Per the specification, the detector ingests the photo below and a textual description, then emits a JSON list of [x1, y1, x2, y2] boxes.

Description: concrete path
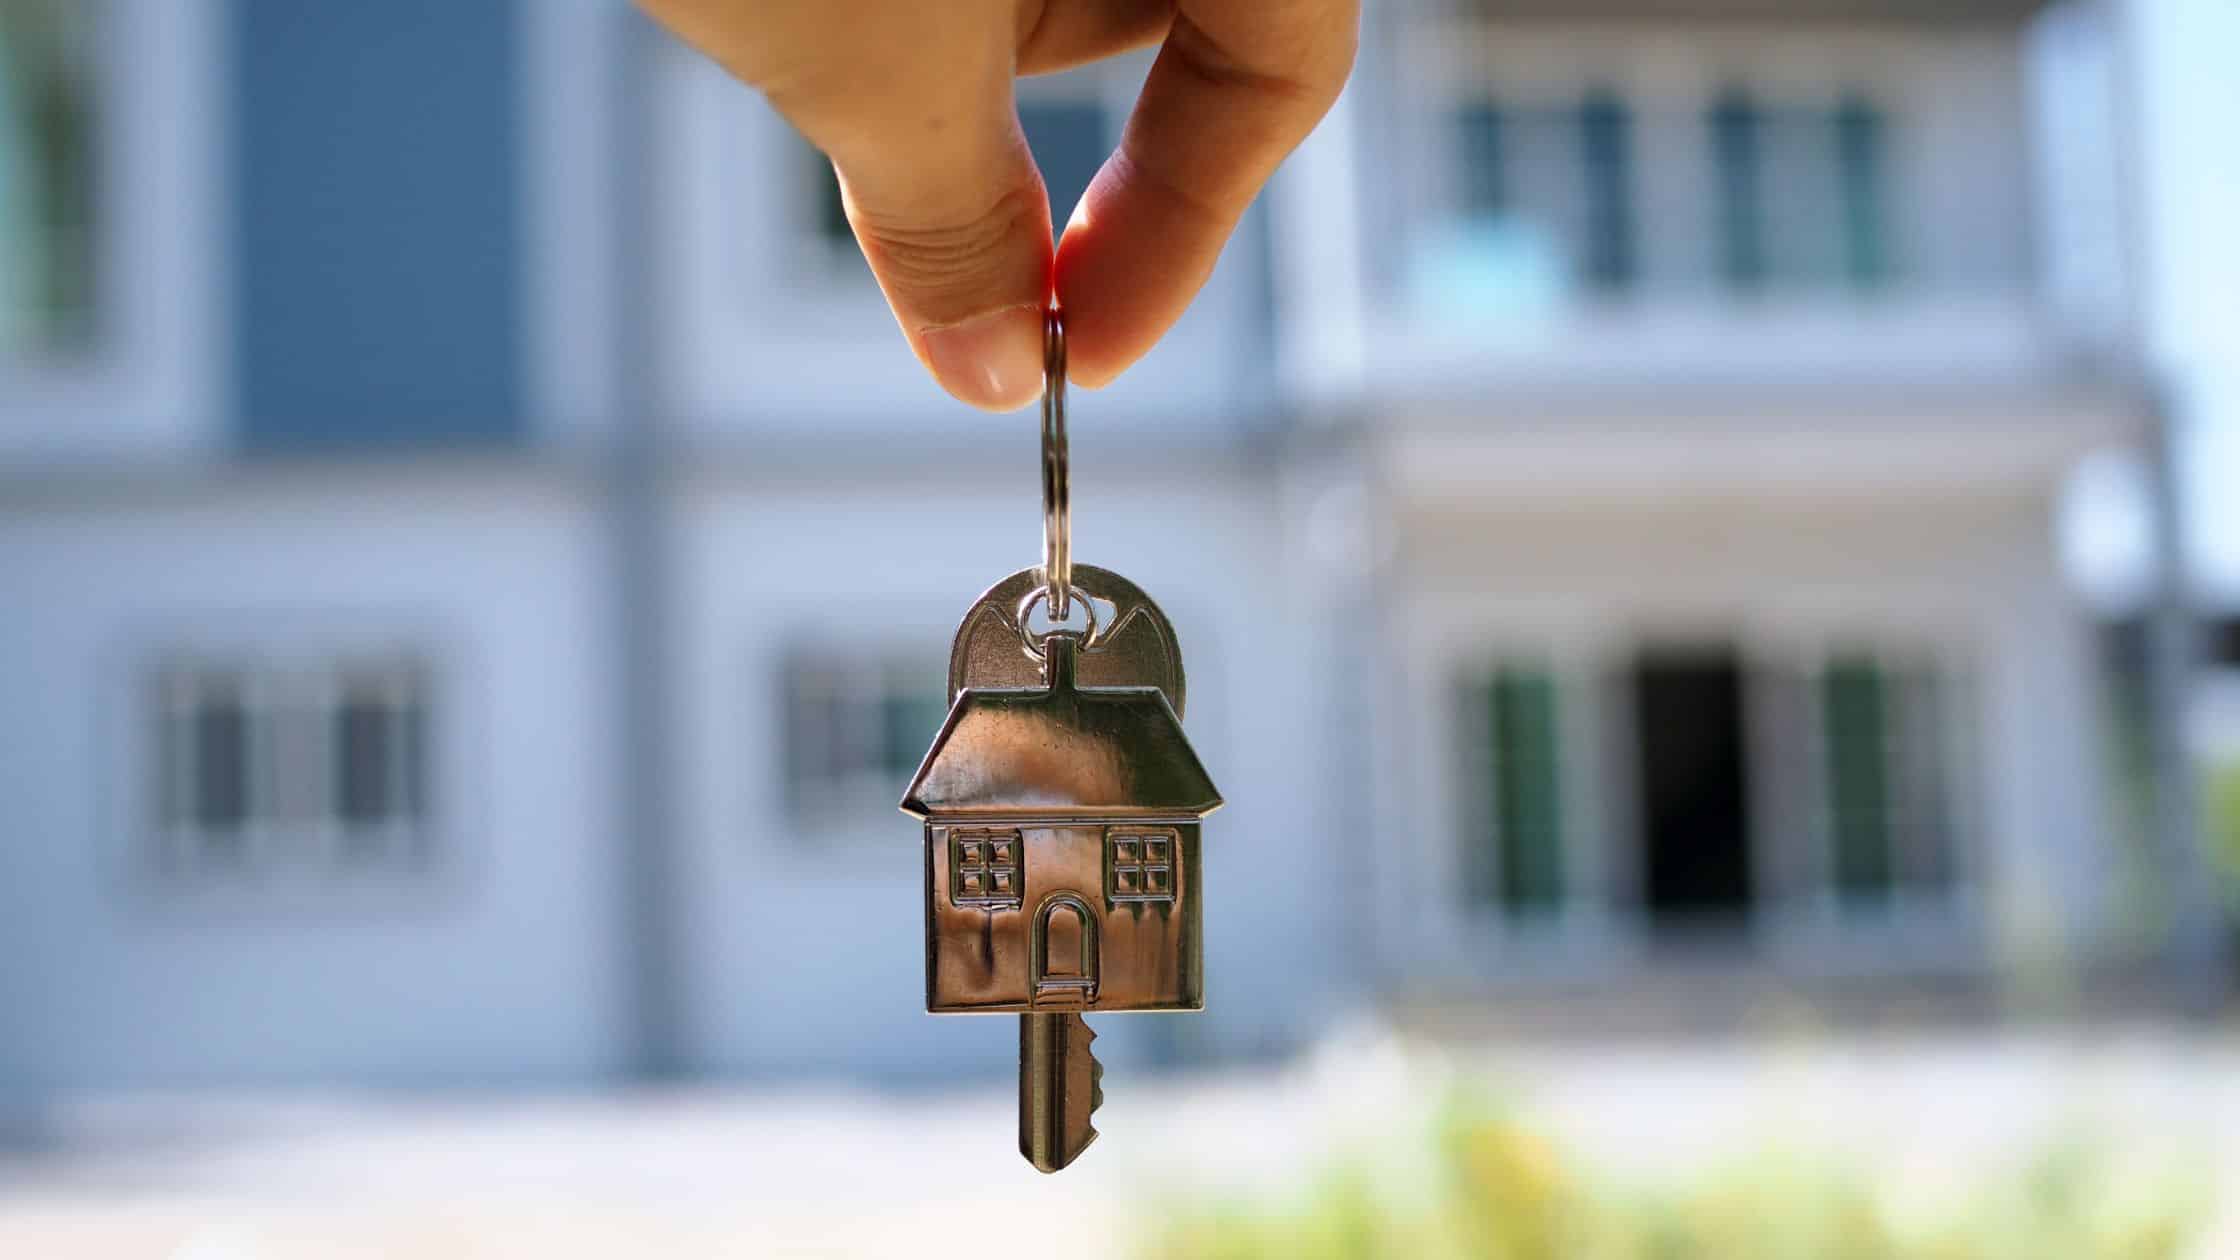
[[1, 1022, 2234, 1258]]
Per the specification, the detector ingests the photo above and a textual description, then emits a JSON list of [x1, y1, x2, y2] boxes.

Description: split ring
[[1040, 310, 1071, 622]]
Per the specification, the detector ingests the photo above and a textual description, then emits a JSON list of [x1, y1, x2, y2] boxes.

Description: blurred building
[[0, 0, 2193, 1096]]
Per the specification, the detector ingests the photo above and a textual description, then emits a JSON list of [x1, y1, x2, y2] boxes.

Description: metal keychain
[[902, 311, 1222, 1174]]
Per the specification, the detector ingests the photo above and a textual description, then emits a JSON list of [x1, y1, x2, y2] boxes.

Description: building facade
[[1293, 0, 2144, 997], [0, 0, 2168, 1094]]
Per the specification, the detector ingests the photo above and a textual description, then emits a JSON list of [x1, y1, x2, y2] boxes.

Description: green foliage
[[1141, 1093, 2204, 1260], [2207, 761, 2240, 900]]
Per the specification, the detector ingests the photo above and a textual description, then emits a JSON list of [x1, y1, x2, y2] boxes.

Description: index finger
[[1054, 0, 1358, 388]]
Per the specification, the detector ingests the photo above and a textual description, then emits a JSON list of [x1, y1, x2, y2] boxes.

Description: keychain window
[[949, 829, 1022, 910], [1105, 829, 1177, 905]]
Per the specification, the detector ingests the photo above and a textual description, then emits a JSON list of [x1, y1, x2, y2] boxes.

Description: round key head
[[947, 564, 1187, 718]]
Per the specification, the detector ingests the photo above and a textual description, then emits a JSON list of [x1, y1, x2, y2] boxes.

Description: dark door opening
[[1634, 650, 1753, 930]]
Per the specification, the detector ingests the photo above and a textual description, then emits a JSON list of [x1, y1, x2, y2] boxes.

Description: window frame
[[1396, 606, 1622, 974], [949, 828, 1023, 910], [0, 0, 100, 354], [1456, 660, 1569, 918], [0, 0, 223, 459], [1576, 89, 1636, 294], [1745, 629, 1984, 953], [1811, 648, 1961, 910], [1710, 85, 1895, 296], [1105, 827, 1178, 906], [776, 643, 948, 832], [1386, 19, 1925, 320], [142, 646, 438, 885]]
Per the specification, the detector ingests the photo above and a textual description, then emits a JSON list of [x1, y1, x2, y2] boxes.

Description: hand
[[637, 0, 1358, 411]]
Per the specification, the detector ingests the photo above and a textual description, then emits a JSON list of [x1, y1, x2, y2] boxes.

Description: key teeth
[[1078, 1021, 1103, 1164], [1021, 1013, 1103, 1174], [1084, 1022, 1102, 1107]]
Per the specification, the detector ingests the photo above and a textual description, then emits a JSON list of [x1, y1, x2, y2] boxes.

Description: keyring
[[1040, 309, 1071, 621], [1014, 582, 1101, 659]]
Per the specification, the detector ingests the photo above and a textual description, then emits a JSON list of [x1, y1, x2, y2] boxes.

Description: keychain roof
[[901, 635, 1222, 819]]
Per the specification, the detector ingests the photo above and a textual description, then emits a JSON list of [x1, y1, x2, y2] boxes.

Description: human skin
[[636, 0, 1358, 411]]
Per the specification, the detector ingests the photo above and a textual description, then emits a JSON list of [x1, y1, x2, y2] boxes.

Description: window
[[782, 651, 947, 821], [1711, 91, 1766, 291], [1434, 90, 1635, 305], [803, 140, 855, 260], [1834, 96, 1887, 289], [950, 829, 1021, 909], [1820, 656, 1952, 904], [1459, 665, 1564, 915], [152, 655, 432, 875], [1454, 102, 1505, 217], [1577, 92, 1634, 293], [1711, 88, 1891, 294], [1019, 99, 1105, 232], [1106, 828, 1176, 905], [0, 0, 97, 354]]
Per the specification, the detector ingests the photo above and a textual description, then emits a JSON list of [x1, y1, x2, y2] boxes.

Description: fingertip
[[1052, 179, 1215, 390], [921, 304, 1048, 412]]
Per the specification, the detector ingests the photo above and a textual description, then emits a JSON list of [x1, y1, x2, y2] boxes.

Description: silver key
[[903, 566, 1218, 1173]]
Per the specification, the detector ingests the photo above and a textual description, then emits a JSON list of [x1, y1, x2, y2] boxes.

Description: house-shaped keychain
[[902, 631, 1222, 1015]]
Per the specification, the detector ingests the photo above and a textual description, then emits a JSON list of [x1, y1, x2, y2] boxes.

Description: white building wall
[[1977, 491, 2121, 979], [0, 473, 624, 1088]]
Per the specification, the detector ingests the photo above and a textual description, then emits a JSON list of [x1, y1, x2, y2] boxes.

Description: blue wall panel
[[233, 0, 522, 449]]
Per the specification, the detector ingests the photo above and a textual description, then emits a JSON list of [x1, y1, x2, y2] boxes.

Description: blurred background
[[3, 0, 2239, 1255]]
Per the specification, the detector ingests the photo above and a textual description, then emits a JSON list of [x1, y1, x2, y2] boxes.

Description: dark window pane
[[336, 698, 391, 824], [1712, 91, 1765, 291], [1578, 93, 1634, 293], [1835, 97, 1887, 289], [1453, 102, 1506, 216], [806, 140, 855, 252], [1462, 668, 1564, 914], [194, 692, 250, 831], [1494, 669, 1564, 912], [879, 687, 947, 779], [1019, 101, 1105, 232], [1824, 658, 1892, 900], [0, 0, 98, 350]]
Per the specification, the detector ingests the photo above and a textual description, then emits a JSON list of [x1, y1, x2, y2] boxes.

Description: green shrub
[[1142, 1093, 2204, 1260], [2208, 760, 2240, 899]]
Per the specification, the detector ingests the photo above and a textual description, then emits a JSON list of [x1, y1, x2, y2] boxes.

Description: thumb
[[826, 89, 1053, 413]]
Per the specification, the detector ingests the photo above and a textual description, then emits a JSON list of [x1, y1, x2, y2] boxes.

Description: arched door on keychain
[[1031, 891, 1100, 1003]]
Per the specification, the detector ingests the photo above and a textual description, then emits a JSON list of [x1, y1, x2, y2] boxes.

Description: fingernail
[[923, 306, 1045, 412]]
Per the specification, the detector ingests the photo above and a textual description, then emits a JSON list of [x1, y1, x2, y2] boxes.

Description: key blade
[[1019, 1013, 1102, 1174]]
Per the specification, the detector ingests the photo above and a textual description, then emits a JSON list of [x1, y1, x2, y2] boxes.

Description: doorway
[[1031, 893, 1099, 1003], [1634, 649, 1753, 931]]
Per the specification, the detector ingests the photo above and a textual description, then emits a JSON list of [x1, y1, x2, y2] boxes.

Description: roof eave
[[898, 798, 1226, 824]]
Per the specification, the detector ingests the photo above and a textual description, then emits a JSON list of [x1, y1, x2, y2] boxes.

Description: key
[[1020, 1012, 1102, 1173], [903, 566, 1219, 1174]]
